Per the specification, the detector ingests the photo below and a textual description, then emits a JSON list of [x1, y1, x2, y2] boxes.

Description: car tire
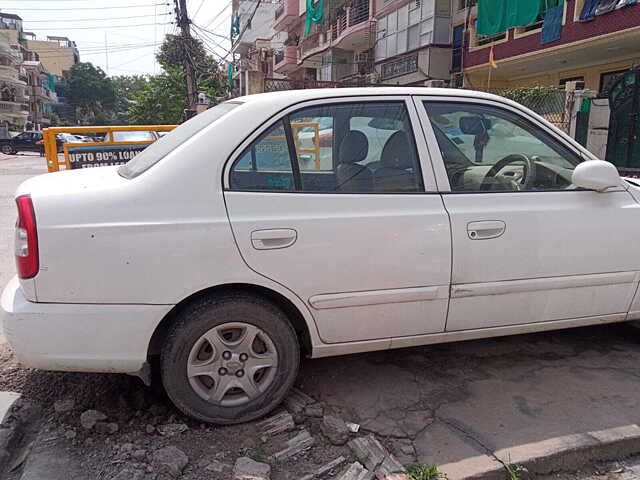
[[160, 293, 300, 424], [1, 145, 13, 155]]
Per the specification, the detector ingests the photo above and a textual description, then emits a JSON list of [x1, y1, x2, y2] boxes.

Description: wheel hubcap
[[187, 322, 278, 406]]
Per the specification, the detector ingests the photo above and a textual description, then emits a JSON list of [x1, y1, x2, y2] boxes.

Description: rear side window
[[230, 121, 295, 191], [229, 101, 423, 193]]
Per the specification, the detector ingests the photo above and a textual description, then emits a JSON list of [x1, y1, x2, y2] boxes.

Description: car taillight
[[15, 195, 39, 279]]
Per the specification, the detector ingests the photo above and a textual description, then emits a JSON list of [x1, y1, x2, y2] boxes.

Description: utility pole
[[174, 0, 197, 120]]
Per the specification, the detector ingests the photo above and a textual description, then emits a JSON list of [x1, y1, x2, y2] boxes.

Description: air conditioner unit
[[426, 79, 446, 88]]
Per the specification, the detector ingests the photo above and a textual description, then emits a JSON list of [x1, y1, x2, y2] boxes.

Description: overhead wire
[[23, 13, 170, 23], [202, 2, 231, 28], [27, 22, 173, 31], [6, 4, 168, 10]]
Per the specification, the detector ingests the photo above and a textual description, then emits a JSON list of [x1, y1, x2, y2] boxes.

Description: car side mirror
[[459, 116, 491, 135], [571, 160, 622, 192]]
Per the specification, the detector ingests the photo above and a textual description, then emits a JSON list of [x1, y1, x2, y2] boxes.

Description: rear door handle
[[251, 229, 297, 250], [467, 220, 506, 240]]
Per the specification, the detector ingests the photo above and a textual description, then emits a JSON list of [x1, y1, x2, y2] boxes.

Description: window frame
[[223, 95, 438, 194], [412, 95, 589, 193]]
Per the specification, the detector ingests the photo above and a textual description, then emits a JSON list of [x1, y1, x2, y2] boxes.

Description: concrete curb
[[439, 425, 640, 480], [0, 392, 41, 476]]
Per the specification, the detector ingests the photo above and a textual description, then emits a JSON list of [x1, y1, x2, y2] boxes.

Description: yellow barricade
[[43, 125, 176, 172]]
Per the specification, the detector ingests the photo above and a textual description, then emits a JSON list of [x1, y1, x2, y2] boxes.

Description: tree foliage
[[156, 34, 213, 71], [127, 34, 225, 123], [59, 63, 116, 123], [58, 34, 225, 127], [127, 67, 187, 125], [111, 75, 148, 124]]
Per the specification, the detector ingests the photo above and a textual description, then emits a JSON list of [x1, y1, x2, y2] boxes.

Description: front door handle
[[251, 229, 297, 250], [467, 220, 506, 240]]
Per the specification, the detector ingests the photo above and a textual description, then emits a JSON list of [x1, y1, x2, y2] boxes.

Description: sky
[[0, 0, 233, 77]]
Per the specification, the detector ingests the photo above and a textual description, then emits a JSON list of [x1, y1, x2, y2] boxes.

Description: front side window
[[424, 101, 582, 192]]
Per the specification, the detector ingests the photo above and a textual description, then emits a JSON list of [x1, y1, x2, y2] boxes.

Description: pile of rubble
[[232, 388, 410, 480], [16, 386, 413, 480]]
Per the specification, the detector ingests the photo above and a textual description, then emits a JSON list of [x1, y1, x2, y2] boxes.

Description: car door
[[12, 132, 31, 152], [223, 97, 451, 345], [415, 96, 640, 332], [30, 132, 43, 152]]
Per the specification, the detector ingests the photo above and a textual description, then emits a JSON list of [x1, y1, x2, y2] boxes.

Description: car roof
[[234, 87, 509, 106]]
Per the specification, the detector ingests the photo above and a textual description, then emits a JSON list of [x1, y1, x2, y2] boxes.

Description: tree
[[58, 62, 116, 124], [126, 35, 225, 124], [127, 67, 187, 125], [111, 75, 148, 124], [156, 34, 213, 71]]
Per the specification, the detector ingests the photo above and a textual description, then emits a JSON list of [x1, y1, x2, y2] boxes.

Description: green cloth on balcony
[[230, 13, 240, 40], [476, 0, 545, 35], [47, 73, 56, 92], [304, 0, 325, 37]]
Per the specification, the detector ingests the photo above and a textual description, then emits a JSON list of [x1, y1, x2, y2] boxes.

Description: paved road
[[0, 154, 47, 345]]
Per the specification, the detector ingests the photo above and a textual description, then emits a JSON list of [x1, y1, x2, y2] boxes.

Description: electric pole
[[174, 0, 197, 120]]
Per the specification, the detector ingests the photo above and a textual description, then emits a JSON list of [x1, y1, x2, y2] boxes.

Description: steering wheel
[[480, 154, 535, 191]]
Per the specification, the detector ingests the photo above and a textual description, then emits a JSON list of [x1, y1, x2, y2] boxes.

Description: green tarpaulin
[[304, 0, 324, 37], [477, 0, 546, 35], [230, 13, 240, 40], [47, 73, 56, 92]]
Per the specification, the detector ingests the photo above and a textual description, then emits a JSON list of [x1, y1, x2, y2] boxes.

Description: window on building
[[559, 76, 585, 88], [375, 0, 450, 62], [458, 0, 477, 9]]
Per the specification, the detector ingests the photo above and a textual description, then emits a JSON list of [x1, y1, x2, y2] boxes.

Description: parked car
[[3, 88, 640, 425], [0, 131, 44, 155]]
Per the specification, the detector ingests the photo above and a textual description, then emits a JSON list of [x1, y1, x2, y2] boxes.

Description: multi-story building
[[0, 27, 29, 129], [0, 12, 77, 130], [230, 0, 285, 96], [22, 33, 80, 77], [271, 0, 453, 88], [457, 0, 640, 95], [23, 60, 57, 129]]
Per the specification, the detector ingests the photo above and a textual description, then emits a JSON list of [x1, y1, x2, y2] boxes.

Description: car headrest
[[380, 131, 414, 170], [339, 130, 369, 164]]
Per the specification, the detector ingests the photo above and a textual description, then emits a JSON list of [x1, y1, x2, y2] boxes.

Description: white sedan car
[[2, 88, 639, 424]]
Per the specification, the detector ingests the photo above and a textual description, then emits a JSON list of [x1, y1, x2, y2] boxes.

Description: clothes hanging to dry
[[541, 3, 563, 44]]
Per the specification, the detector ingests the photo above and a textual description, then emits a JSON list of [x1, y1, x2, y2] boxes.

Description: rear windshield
[[118, 102, 241, 179]]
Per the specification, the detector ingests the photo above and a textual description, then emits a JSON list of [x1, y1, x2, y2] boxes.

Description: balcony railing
[[0, 100, 29, 114], [349, 1, 369, 27]]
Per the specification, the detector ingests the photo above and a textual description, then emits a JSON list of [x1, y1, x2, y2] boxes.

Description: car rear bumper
[[1, 276, 173, 374]]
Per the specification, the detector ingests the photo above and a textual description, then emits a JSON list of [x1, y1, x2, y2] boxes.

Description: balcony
[[0, 64, 18, 82], [33, 85, 57, 101], [273, 45, 298, 73], [298, 1, 372, 66], [274, 0, 299, 32], [0, 100, 29, 115]]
